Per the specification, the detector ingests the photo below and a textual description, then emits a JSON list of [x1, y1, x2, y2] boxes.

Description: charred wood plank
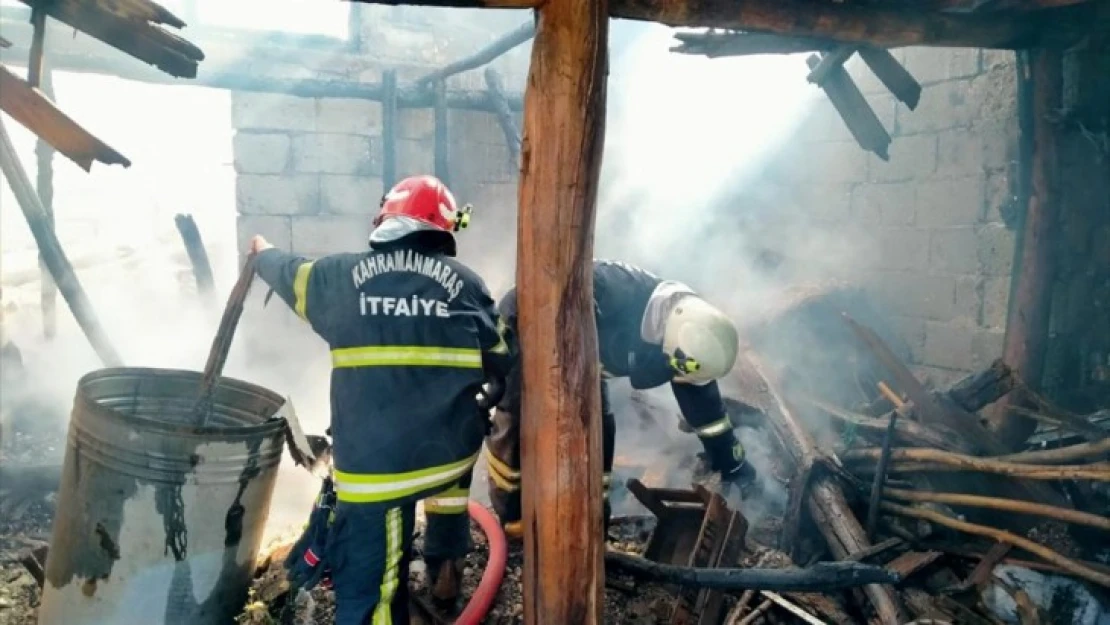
[[416, 20, 535, 86], [484, 67, 521, 166], [857, 47, 922, 110], [0, 116, 123, 367], [867, 402, 902, 541], [516, 0, 609, 621], [433, 80, 450, 186], [884, 550, 943, 580], [173, 214, 216, 301], [806, 45, 857, 85], [670, 31, 837, 57], [605, 550, 900, 592], [805, 53, 891, 160], [26, 7, 45, 87], [382, 69, 398, 189], [192, 257, 256, 426], [946, 359, 1016, 413]]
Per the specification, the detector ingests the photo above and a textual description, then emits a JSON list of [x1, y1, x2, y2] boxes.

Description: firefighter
[[485, 259, 753, 533], [249, 174, 512, 625]]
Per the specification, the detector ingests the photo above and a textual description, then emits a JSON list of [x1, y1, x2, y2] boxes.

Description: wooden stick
[[433, 79, 450, 186], [1000, 438, 1110, 464], [805, 52, 891, 160], [734, 598, 774, 625], [880, 502, 1110, 588], [877, 381, 905, 408], [0, 116, 123, 367], [517, 0, 608, 621], [842, 447, 1110, 481], [671, 32, 836, 58], [192, 257, 257, 426], [605, 550, 900, 591], [26, 7, 46, 88], [883, 487, 1110, 531], [1008, 404, 1105, 441], [935, 544, 1110, 578], [33, 61, 57, 341], [173, 214, 216, 301], [857, 46, 921, 110], [415, 20, 535, 86], [866, 404, 899, 541], [381, 69, 397, 189], [484, 67, 522, 166], [763, 591, 826, 625], [804, 397, 962, 450]]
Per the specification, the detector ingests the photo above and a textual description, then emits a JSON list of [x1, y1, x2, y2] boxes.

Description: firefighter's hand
[[248, 235, 274, 255]]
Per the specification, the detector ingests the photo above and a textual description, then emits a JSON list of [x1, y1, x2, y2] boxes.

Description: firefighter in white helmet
[[485, 259, 754, 534]]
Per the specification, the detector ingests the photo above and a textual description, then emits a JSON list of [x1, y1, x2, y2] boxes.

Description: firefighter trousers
[[329, 474, 473, 625]]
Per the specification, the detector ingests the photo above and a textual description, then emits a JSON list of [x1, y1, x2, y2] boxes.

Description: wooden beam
[[805, 53, 891, 160], [670, 31, 836, 57], [857, 47, 922, 110], [990, 49, 1063, 449], [434, 80, 450, 186], [484, 67, 522, 166], [26, 7, 45, 87], [415, 20, 535, 86], [0, 116, 123, 368], [382, 69, 398, 189], [0, 64, 130, 170], [516, 0, 608, 622], [34, 63, 57, 340]]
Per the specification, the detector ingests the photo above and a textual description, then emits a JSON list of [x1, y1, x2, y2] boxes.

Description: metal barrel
[[39, 367, 288, 625]]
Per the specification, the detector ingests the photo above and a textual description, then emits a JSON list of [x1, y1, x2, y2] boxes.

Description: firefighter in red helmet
[[249, 175, 512, 625]]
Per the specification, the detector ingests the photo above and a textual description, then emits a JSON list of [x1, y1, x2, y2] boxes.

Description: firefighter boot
[[703, 434, 760, 497], [428, 558, 464, 614]]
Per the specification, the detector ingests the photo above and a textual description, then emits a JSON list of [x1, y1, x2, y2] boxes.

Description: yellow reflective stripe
[[486, 451, 520, 480], [293, 261, 314, 320], [425, 496, 469, 514], [334, 452, 478, 503], [488, 466, 519, 492], [373, 507, 403, 625], [332, 345, 482, 369], [695, 415, 732, 438], [488, 317, 510, 355]]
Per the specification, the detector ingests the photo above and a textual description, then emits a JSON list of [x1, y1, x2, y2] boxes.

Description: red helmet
[[373, 175, 471, 232]]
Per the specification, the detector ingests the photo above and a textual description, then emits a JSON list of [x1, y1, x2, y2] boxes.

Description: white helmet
[[662, 296, 739, 384]]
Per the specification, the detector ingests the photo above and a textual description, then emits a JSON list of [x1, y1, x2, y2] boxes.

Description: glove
[[285, 477, 336, 591]]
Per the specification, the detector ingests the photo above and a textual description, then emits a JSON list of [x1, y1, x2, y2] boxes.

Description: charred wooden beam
[[173, 214, 216, 301], [991, 49, 1063, 449], [843, 447, 1110, 481], [670, 31, 837, 57], [517, 0, 608, 621], [605, 550, 901, 591], [193, 257, 257, 426], [433, 80, 450, 186], [416, 20, 535, 86], [26, 7, 45, 87], [882, 486, 1110, 531], [857, 47, 922, 110], [0, 116, 123, 367], [484, 67, 521, 166], [34, 63, 57, 340], [947, 359, 1016, 412], [382, 69, 398, 189], [0, 64, 130, 170], [806, 53, 891, 160], [866, 402, 902, 541], [806, 45, 857, 85]]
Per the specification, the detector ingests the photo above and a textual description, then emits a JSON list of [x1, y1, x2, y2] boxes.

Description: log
[[604, 550, 900, 592], [516, 0, 608, 621], [943, 359, 1015, 413], [882, 487, 1110, 531], [382, 69, 397, 189], [842, 447, 1110, 481], [881, 502, 1110, 588], [173, 214, 216, 301], [33, 61, 57, 340], [745, 356, 907, 625], [0, 116, 123, 367], [484, 67, 521, 166], [415, 20, 535, 86], [990, 48, 1063, 448], [433, 79, 450, 186]]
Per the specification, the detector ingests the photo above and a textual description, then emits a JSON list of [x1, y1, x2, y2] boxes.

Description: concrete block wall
[[754, 47, 1022, 383]]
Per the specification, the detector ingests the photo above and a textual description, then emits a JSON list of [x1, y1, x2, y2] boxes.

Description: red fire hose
[[455, 500, 508, 625]]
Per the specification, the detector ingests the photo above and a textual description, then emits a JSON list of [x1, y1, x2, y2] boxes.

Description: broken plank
[[805, 53, 891, 160], [885, 550, 943, 580], [857, 46, 922, 110]]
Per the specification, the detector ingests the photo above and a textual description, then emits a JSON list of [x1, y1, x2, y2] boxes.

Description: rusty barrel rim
[[75, 366, 286, 437]]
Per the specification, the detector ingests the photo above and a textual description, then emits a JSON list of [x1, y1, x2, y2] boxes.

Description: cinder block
[[929, 227, 979, 274], [901, 47, 982, 85], [236, 215, 292, 254], [320, 175, 385, 215], [804, 141, 870, 183], [869, 134, 937, 183], [447, 109, 503, 147], [937, 129, 985, 178], [915, 176, 984, 227], [982, 276, 1011, 330], [977, 223, 1016, 277], [852, 181, 916, 226], [896, 79, 979, 136], [971, 328, 1006, 368], [233, 132, 291, 175], [879, 228, 931, 270], [315, 98, 382, 136], [911, 364, 967, 388], [867, 271, 956, 321], [450, 140, 517, 185], [237, 174, 320, 216], [396, 138, 436, 179], [922, 320, 977, 371], [232, 92, 315, 132], [887, 315, 927, 364], [969, 63, 1019, 123], [291, 216, 373, 255], [953, 275, 983, 324], [398, 109, 436, 140], [292, 134, 380, 175]]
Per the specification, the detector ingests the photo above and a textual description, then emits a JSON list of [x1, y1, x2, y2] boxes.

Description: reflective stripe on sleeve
[[425, 484, 469, 515], [488, 317, 510, 355], [694, 415, 733, 438], [486, 452, 521, 493], [293, 261, 314, 320], [334, 452, 479, 504], [332, 345, 482, 369]]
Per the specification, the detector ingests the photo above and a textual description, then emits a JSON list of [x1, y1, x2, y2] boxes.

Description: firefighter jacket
[[485, 259, 738, 524], [255, 233, 512, 507]]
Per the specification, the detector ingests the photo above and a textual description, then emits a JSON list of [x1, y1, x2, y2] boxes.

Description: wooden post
[[382, 69, 398, 188], [27, 7, 58, 340], [433, 80, 450, 186], [516, 0, 608, 622], [991, 48, 1063, 449]]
